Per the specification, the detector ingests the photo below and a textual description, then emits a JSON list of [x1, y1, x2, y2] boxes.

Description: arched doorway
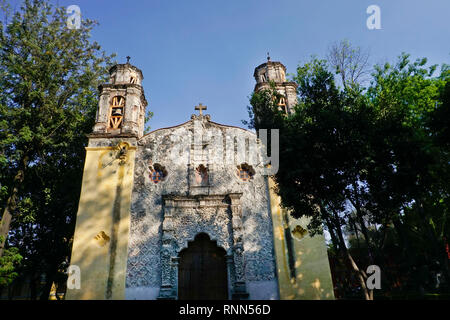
[[178, 233, 228, 300]]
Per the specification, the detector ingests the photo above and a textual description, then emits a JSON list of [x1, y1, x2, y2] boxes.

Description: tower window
[[261, 73, 267, 82], [109, 96, 125, 129], [277, 96, 287, 113], [129, 71, 138, 84]]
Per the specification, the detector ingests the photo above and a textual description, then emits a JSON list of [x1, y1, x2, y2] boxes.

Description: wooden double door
[[178, 233, 228, 300]]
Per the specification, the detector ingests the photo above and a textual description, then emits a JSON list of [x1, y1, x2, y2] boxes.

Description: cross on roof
[[195, 103, 207, 116]]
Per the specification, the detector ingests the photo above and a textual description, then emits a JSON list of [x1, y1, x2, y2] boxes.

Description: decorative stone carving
[[126, 115, 278, 299], [228, 193, 249, 299], [156, 193, 249, 299]]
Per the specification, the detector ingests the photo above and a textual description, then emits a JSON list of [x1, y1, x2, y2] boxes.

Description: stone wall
[[125, 116, 279, 300]]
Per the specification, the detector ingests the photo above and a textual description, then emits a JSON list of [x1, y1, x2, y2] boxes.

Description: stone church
[[65, 58, 335, 300]]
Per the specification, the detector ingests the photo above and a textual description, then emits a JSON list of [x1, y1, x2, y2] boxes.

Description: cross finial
[[126, 56, 131, 64], [195, 103, 207, 116]]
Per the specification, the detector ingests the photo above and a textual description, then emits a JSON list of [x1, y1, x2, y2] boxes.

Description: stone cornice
[[98, 83, 148, 107], [254, 81, 298, 92], [163, 193, 242, 208], [87, 132, 139, 139]]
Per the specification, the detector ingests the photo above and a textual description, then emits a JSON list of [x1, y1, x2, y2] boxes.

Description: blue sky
[[10, 0, 450, 130]]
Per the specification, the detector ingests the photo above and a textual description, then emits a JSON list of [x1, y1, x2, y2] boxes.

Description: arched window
[[261, 72, 267, 82], [149, 163, 167, 184], [236, 163, 255, 181], [109, 96, 125, 129], [277, 96, 287, 113], [129, 72, 137, 84]]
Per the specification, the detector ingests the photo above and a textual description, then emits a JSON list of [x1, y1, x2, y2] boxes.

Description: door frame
[[157, 193, 249, 300]]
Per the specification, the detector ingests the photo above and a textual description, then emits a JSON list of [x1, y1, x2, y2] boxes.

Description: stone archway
[[178, 233, 228, 300], [157, 193, 248, 300]]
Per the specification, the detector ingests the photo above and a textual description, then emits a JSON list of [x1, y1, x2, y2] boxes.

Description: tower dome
[[253, 57, 297, 114]]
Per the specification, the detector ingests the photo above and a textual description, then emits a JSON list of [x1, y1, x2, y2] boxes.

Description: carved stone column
[[171, 257, 180, 298], [229, 193, 249, 299], [157, 205, 177, 300], [226, 254, 235, 299]]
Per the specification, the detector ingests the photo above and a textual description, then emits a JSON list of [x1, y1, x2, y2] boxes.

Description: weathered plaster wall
[[125, 117, 279, 300]]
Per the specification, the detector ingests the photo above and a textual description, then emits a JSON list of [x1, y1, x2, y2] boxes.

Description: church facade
[[65, 59, 335, 300]]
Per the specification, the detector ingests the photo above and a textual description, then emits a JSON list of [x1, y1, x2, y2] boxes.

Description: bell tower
[[92, 60, 147, 138], [253, 54, 297, 114], [66, 59, 147, 300]]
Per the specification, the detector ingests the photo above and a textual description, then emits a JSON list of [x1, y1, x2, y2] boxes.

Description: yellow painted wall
[[269, 177, 335, 300], [65, 143, 136, 300]]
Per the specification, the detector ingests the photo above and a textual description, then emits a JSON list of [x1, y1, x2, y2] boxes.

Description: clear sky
[[9, 0, 450, 130]]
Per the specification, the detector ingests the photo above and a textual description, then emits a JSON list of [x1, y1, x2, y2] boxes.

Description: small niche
[[195, 164, 209, 186]]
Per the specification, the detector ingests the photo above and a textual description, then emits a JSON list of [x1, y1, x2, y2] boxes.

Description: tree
[[246, 51, 450, 299], [327, 39, 371, 89], [249, 57, 377, 299], [0, 0, 115, 298], [366, 55, 450, 293]]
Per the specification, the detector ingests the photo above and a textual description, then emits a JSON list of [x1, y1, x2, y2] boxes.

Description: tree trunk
[[349, 191, 375, 265], [325, 216, 341, 252], [0, 156, 28, 257], [329, 209, 373, 300]]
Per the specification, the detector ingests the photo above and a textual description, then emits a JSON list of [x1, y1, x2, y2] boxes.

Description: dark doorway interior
[[178, 233, 228, 300]]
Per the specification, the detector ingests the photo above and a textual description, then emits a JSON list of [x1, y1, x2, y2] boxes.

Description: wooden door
[[178, 233, 228, 300]]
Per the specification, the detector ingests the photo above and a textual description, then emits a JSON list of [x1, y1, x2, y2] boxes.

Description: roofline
[[253, 61, 287, 77], [139, 119, 192, 140], [208, 120, 256, 135], [139, 118, 256, 141]]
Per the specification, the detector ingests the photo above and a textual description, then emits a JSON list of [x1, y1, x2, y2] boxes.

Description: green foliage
[[144, 110, 155, 134], [246, 48, 450, 298], [0, 247, 22, 287], [0, 0, 115, 299], [367, 54, 445, 126]]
